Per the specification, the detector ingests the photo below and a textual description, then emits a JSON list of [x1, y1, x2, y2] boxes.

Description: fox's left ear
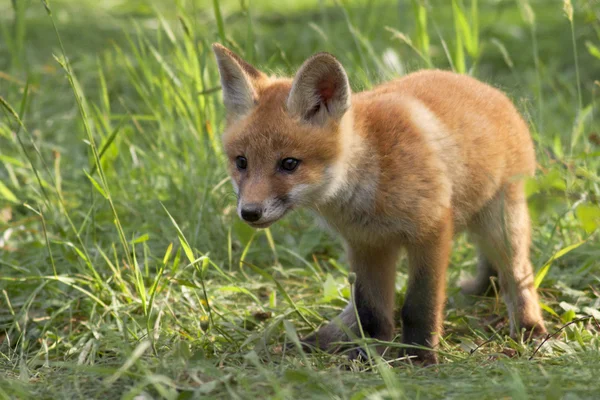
[[212, 43, 266, 120], [287, 53, 351, 125]]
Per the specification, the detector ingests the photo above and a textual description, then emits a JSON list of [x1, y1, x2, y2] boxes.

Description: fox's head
[[213, 44, 355, 228]]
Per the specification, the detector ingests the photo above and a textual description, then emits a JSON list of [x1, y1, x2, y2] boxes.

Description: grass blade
[[534, 239, 587, 288]]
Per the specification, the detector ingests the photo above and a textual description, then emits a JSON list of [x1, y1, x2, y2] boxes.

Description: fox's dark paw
[[400, 348, 438, 366], [284, 331, 339, 354], [514, 322, 547, 341], [284, 336, 316, 353], [298, 332, 326, 351], [345, 346, 369, 362]]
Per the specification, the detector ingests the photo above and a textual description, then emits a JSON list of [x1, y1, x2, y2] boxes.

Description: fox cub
[[213, 43, 546, 364]]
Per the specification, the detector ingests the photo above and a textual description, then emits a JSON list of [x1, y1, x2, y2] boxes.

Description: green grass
[[1, 0, 600, 398]]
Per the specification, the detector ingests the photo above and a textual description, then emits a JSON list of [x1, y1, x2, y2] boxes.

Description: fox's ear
[[287, 53, 351, 125], [212, 43, 265, 119]]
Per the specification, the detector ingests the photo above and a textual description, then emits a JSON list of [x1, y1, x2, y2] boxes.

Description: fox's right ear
[[212, 43, 265, 119], [287, 53, 351, 126]]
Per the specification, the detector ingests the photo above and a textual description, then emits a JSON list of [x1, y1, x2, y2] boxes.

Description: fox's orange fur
[[213, 43, 546, 364]]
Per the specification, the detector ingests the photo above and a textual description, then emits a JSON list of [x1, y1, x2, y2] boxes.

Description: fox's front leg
[[402, 215, 453, 364], [301, 243, 400, 355]]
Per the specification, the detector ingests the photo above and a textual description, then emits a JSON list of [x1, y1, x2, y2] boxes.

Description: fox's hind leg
[[467, 183, 546, 337], [459, 250, 497, 296]]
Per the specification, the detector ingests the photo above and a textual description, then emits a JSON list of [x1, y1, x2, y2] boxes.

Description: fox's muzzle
[[240, 203, 263, 222]]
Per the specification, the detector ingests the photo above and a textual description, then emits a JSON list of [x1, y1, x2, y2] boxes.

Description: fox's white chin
[[247, 220, 276, 229]]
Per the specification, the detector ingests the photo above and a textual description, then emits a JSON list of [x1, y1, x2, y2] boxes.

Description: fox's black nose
[[241, 204, 263, 222]]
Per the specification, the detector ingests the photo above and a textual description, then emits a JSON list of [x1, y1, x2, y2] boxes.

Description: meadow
[[1, 0, 599, 398]]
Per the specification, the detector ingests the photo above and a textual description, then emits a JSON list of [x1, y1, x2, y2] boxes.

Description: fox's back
[[351, 70, 535, 232]]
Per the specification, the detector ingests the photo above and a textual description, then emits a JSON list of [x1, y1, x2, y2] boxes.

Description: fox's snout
[[236, 196, 288, 228], [240, 203, 262, 222], [235, 179, 290, 227], [236, 179, 274, 226]]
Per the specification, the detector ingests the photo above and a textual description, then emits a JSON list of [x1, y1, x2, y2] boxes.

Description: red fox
[[212, 43, 547, 364]]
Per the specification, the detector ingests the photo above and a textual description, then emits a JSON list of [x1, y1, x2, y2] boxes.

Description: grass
[[1, 0, 600, 398]]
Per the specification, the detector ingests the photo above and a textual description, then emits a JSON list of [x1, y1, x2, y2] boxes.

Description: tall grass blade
[[212, 0, 226, 44], [534, 240, 587, 288], [452, 0, 467, 73], [45, 3, 133, 272], [411, 0, 432, 67]]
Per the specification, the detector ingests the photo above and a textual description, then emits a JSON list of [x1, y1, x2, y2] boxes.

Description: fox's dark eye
[[280, 158, 300, 172], [236, 156, 247, 170]]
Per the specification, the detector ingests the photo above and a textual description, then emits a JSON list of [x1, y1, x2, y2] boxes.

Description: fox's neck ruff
[[319, 109, 378, 211], [312, 109, 384, 241]]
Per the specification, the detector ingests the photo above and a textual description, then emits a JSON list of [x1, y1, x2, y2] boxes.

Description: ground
[[1, 0, 599, 399]]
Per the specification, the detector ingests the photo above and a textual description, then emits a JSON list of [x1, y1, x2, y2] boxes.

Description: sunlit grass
[[1, 0, 599, 398]]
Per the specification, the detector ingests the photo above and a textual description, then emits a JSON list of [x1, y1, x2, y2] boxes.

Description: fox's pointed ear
[[287, 53, 351, 125], [212, 43, 266, 119]]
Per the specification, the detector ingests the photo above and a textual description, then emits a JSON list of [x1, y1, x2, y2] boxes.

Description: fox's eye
[[280, 158, 300, 172], [236, 156, 248, 170]]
